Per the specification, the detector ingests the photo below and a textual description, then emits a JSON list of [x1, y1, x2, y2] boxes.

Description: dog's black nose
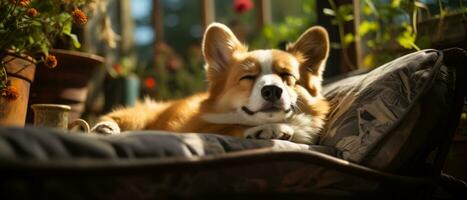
[[261, 85, 282, 102]]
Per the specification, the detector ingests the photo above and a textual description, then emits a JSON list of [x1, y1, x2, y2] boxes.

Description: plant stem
[[412, 0, 418, 34], [409, 41, 421, 51], [327, 0, 357, 70]]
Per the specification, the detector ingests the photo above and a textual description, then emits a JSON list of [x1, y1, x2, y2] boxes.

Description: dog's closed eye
[[280, 73, 296, 86], [240, 75, 257, 81]]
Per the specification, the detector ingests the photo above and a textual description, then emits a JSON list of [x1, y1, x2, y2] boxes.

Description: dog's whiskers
[[294, 100, 306, 113]]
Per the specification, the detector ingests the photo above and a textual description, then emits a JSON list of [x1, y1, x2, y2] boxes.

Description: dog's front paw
[[91, 121, 121, 135], [244, 124, 294, 140]]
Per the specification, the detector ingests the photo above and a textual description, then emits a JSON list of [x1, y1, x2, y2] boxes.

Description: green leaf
[[40, 43, 49, 56], [68, 34, 81, 49], [304, 3, 312, 14], [363, 54, 375, 69], [382, 32, 390, 42], [344, 33, 354, 46], [397, 37, 412, 49], [330, 42, 341, 49], [358, 21, 379, 36], [62, 21, 72, 35], [343, 14, 354, 22], [57, 13, 71, 23], [363, 0, 379, 16], [397, 23, 419, 50], [262, 26, 274, 39], [363, 4, 373, 15], [28, 36, 34, 44], [337, 4, 353, 18], [391, 0, 401, 8], [414, 1, 429, 9], [31, 21, 41, 26], [323, 8, 336, 16], [278, 25, 288, 36]]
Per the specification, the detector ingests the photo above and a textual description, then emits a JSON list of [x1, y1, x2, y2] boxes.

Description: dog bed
[[0, 48, 465, 199]]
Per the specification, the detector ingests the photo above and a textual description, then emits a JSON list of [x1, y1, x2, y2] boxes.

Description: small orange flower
[[27, 8, 38, 17], [72, 8, 88, 25], [44, 55, 58, 68], [1, 85, 19, 100], [9, 0, 30, 7], [114, 64, 122, 74]]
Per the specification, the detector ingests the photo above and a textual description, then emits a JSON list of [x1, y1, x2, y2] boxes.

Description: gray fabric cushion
[[1, 126, 415, 199], [321, 49, 447, 169], [363, 70, 452, 171], [0, 126, 336, 160]]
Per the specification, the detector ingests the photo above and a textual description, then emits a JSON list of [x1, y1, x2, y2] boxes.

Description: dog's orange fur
[[96, 23, 330, 139], [100, 93, 250, 137]]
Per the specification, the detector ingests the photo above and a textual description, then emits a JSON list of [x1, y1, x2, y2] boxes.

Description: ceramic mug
[[31, 104, 90, 133]]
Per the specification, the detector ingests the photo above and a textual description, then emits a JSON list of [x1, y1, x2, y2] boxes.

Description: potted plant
[[25, 0, 122, 123], [0, 0, 94, 126], [102, 56, 140, 113], [27, 49, 105, 123]]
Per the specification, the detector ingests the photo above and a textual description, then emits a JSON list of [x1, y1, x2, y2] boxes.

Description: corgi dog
[[92, 23, 330, 144]]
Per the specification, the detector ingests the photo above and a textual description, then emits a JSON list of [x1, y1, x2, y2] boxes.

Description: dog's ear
[[287, 26, 329, 77], [202, 23, 246, 76], [287, 26, 329, 96]]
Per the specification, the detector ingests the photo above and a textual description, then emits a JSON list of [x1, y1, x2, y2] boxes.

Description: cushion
[[0, 128, 407, 199], [321, 49, 452, 170], [0, 126, 336, 160]]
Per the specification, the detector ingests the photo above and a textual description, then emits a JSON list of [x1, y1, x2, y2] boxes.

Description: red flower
[[144, 77, 156, 89], [233, 0, 254, 14]]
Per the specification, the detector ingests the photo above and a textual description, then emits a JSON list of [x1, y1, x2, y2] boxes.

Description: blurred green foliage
[[251, 0, 316, 49], [325, 0, 466, 69], [142, 43, 205, 100]]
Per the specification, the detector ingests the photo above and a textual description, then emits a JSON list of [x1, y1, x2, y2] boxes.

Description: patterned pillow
[[320, 50, 444, 166]]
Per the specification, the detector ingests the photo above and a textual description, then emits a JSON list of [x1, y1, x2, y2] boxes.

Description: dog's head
[[202, 23, 329, 125]]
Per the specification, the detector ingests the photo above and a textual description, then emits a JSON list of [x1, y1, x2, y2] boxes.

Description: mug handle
[[69, 119, 90, 133]]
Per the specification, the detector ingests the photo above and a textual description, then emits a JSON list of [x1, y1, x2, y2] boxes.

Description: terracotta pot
[[27, 49, 105, 123], [0, 53, 36, 127]]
